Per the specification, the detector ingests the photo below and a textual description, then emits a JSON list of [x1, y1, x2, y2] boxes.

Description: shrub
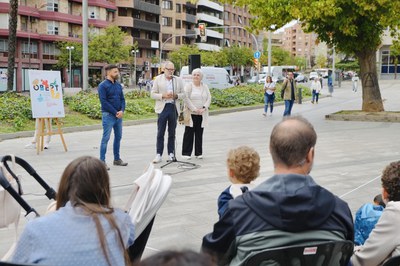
[[0, 92, 32, 130]]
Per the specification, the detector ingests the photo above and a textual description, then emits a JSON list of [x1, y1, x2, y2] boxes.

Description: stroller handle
[[0, 169, 40, 217], [1, 155, 56, 200]]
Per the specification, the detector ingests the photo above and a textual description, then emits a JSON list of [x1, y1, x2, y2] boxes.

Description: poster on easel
[[28, 70, 65, 118]]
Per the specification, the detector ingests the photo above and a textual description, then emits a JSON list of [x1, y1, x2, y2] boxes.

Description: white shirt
[[264, 82, 276, 95]]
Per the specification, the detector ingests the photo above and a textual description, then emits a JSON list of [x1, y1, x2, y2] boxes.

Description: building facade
[[115, 0, 161, 80], [222, 4, 252, 48], [0, 0, 115, 92], [281, 22, 317, 66]]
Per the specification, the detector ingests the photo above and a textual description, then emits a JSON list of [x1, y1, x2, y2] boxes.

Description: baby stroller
[[0, 155, 171, 263], [0, 155, 57, 261]]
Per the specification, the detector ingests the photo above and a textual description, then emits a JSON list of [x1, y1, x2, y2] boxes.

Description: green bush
[[0, 92, 32, 130], [64, 91, 102, 119]]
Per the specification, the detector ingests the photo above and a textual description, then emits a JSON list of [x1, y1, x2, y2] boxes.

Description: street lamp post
[[131, 49, 139, 87], [66, 46, 74, 87], [267, 25, 276, 77]]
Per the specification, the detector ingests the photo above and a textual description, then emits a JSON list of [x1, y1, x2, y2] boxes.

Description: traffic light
[[199, 23, 207, 42], [253, 58, 259, 70]]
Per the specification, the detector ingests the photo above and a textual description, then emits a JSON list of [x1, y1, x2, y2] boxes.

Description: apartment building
[[195, 0, 223, 51], [159, 0, 196, 60], [115, 0, 161, 79], [0, 0, 115, 91], [222, 4, 252, 48], [281, 22, 317, 64]]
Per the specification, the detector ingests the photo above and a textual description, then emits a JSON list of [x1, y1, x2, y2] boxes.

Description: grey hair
[[192, 68, 203, 79]]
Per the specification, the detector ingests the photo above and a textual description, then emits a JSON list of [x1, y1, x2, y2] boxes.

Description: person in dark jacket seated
[[201, 116, 354, 265]]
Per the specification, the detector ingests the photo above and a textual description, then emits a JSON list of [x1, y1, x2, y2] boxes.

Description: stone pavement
[[1, 80, 400, 259]]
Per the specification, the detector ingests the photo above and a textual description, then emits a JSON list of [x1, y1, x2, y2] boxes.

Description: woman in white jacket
[[310, 77, 322, 104], [351, 160, 400, 266]]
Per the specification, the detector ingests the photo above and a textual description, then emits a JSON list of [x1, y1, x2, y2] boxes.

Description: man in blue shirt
[[98, 64, 128, 169]]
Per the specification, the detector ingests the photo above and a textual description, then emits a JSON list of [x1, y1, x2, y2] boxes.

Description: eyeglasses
[[165, 68, 175, 71]]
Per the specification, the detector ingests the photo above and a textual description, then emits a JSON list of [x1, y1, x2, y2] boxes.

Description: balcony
[[133, 19, 160, 32], [197, 13, 223, 26], [197, 0, 223, 12], [133, 0, 160, 15], [196, 28, 223, 39], [115, 16, 134, 28], [196, 42, 221, 51], [185, 14, 196, 24], [186, 29, 196, 37], [115, 0, 134, 8], [133, 38, 151, 49]]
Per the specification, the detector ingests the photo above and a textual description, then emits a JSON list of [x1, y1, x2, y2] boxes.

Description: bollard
[[297, 87, 302, 104]]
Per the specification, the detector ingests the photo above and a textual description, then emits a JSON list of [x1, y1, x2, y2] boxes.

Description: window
[[47, 0, 59, 12], [176, 4, 181, 13], [162, 17, 172, 27], [118, 8, 128, 17], [89, 6, 98, 19], [238, 15, 242, 24], [146, 49, 156, 58], [175, 36, 181, 45], [47, 21, 59, 35], [224, 11, 229, 20], [162, 1, 173, 10], [0, 39, 8, 51], [162, 33, 172, 43], [22, 41, 38, 58], [175, 19, 181, 29], [43, 42, 60, 60]]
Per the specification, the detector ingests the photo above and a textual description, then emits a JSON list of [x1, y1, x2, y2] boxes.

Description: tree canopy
[[222, 0, 400, 111], [89, 25, 131, 64]]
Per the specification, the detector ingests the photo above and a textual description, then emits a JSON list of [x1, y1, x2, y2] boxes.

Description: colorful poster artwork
[[28, 70, 65, 118]]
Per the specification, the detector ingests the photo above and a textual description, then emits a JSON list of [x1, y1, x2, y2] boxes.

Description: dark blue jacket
[[202, 174, 354, 265], [98, 79, 125, 116]]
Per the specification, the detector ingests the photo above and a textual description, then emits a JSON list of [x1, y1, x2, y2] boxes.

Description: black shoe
[[113, 159, 128, 166]]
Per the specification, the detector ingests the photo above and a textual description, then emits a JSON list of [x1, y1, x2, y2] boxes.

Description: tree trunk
[[357, 50, 384, 112], [7, 0, 18, 92]]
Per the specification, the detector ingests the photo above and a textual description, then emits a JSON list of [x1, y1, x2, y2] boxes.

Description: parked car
[[247, 76, 258, 84], [295, 73, 308, 83], [257, 74, 267, 84], [309, 72, 319, 80]]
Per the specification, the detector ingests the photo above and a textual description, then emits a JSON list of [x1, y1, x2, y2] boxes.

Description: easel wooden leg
[[55, 118, 68, 152], [36, 118, 45, 155]]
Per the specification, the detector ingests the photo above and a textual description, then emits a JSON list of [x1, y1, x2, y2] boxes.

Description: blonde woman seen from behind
[[181, 68, 211, 160], [11, 156, 135, 266]]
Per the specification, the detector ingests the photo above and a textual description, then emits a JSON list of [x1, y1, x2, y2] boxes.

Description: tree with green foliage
[[390, 40, 400, 80], [168, 45, 200, 72], [221, 45, 253, 74], [315, 54, 327, 68], [223, 0, 400, 111], [260, 43, 294, 66], [89, 25, 131, 64], [55, 42, 83, 69]]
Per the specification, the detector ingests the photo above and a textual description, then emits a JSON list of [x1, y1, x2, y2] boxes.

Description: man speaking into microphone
[[151, 61, 185, 163]]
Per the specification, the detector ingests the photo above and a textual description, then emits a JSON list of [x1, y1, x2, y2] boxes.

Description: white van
[[261, 66, 284, 82], [180, 66, 234, 89]]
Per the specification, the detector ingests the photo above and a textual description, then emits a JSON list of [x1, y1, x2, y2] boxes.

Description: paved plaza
[[1, 80, 400, 259]]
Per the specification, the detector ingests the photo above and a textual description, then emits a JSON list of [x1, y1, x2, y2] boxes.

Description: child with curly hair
[[217, 146, 260, 218]]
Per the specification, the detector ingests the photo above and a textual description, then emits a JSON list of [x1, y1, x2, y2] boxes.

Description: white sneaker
[[182, 155, 191, 160], [152, 154, 162, 164], [196, 155, 203, 159], [168, 153, 175, 161]]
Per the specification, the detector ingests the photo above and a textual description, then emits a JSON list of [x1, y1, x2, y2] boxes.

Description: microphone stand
[[161, 75, 198, 169]]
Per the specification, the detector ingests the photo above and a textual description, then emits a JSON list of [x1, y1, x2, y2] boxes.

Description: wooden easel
[[35, 118, 68, 155]]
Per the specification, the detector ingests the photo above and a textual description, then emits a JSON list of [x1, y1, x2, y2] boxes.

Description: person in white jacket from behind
[[310, 77, 322, 104]]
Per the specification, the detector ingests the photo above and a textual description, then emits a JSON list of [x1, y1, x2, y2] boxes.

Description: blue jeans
[[312, 90, 319, 102], [283, 100, 294, 116], [100, 112, 122, 162], [156, 103, 177, 155], [264, 93, 275, 113]]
